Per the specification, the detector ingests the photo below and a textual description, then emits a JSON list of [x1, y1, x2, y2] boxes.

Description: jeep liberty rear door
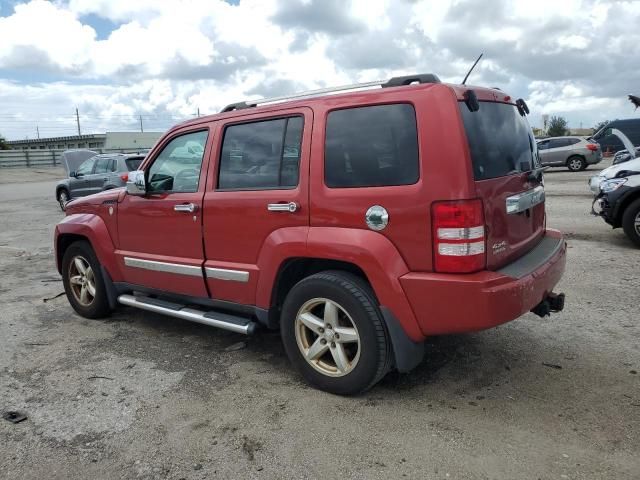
[[116, 127, 212, 297], [201, 107, 312, 306], [459, 101, 545, 269]]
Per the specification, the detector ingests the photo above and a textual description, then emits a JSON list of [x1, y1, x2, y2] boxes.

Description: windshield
[[459, 101, 537, 180]]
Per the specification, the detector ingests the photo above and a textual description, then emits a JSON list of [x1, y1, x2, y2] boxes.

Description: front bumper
[[400, 229, 567, 336]]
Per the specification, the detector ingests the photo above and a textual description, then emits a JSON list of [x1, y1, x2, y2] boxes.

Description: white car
[[589, 157, 640, 194]]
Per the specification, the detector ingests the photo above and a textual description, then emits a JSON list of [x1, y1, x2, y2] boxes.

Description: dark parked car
[[55, 153, 144, 210], [590, 118, 640, 154]]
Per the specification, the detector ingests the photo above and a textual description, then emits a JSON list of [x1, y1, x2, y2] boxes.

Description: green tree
[[0, 133, 10, 150], [547, 116, 568, 137]]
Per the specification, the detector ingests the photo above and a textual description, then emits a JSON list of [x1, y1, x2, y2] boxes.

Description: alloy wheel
[[635, 211, 640, 236], [569, 158, 583, 171], [58, 190, 68, 209], [68, 255, 96, 306], [294, 298, 361, 377]]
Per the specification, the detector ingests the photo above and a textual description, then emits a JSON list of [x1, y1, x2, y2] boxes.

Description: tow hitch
[[531, 292, 565, 318]]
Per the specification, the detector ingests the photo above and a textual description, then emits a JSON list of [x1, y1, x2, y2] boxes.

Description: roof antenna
[[461, 53, 483, 85]]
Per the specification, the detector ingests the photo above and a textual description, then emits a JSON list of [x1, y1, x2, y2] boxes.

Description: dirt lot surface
[[1, 163, 638, 479]]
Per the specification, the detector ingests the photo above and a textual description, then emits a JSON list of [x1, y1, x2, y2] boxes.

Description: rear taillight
[[432, 199, 486, 273], [586, 143, 598, 151], [120, 173, 129, 182]]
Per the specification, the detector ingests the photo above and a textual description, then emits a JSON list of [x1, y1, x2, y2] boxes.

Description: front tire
[[567, 156, 586, 172], [57, 188, 69, 211], [621, 199, 640, 247], [61, 241, 112, 318], [280, 271, 390, 395]]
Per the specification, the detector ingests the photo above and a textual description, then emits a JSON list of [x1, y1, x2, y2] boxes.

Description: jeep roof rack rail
[[220, 73, 441, 112]]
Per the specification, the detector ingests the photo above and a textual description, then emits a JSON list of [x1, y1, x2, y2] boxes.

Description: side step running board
[[117, 294, 257, 335]]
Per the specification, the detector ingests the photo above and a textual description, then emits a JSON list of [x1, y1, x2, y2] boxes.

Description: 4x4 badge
[[365, 205, 389, 231]]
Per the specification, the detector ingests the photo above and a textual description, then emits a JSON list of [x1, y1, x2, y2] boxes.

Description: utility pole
[[36, 125, 40, 139], [197, 107, 200, 117], [75, 108, 81, 136], [139, 115, 144, 133]]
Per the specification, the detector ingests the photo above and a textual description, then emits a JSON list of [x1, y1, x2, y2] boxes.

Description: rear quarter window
[[324, 103, 419, 188], [125, 157, 144, 171]]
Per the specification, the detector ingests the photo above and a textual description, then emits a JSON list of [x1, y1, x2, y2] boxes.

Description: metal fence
[[0, 149, 147, 168]]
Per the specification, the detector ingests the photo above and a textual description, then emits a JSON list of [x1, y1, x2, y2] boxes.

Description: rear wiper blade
[[527, 166, 549, 183]]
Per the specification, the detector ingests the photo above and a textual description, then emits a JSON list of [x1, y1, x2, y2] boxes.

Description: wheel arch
[[55, 214, 121, 280], [614, 190, 640, 227], [55, 185, 69, 198], [255, 226, 423, 342], [566, 154, 586, 164]]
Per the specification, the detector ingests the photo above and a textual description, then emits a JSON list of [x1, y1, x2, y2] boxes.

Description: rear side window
[[324, 104, 419, 188], [566, 138, 581, 146], [125, 157, 143, 171], [459, 102, 536, 180], [94, 157, 111, 174], [218, 117, 303, 190]]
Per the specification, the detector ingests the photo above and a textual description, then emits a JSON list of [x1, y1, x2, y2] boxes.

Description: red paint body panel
[[201, 107, 313, 304], [309, 85, 475, 272], [475, 174, 545, 269], [401, 229, 566, 336], [114, 125, 214, 298], [55, 213, 121, 280], [305, 227, 423, 341]]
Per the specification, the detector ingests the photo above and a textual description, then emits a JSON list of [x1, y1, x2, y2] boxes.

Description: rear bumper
[[400, 229, 567, 336], [587, 151, 603, 165]]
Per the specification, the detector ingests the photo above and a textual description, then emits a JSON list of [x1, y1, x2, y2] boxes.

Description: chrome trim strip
[[205, 267, 250, 283], [506, 186, 545, 214], [124, 257, 203, 277]]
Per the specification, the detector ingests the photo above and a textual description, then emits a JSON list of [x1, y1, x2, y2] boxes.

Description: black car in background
[[55, 153, 144, 210]]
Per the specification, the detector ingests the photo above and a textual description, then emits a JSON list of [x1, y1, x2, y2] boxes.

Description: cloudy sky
[[0, 0, 639, 140]]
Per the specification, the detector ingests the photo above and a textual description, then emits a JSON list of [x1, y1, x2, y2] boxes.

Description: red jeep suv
[[55, 74, 566, 395]]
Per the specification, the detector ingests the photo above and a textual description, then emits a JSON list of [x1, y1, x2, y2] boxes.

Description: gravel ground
[[1, 162, 638, 480]]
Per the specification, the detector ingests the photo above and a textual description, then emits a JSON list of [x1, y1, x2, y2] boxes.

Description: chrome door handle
[[174, 203, 198, 213], [267, 202, 298, 213]]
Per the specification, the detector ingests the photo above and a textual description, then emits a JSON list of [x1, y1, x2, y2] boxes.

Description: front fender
[[54, 214, 121, 280], [255, 226, 423, 342]]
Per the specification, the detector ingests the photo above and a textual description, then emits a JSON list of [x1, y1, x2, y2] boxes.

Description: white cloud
[[0, 0, 639, 139]]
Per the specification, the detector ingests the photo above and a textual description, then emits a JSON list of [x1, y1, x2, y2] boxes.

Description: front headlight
[[600, 178, 627, 193]]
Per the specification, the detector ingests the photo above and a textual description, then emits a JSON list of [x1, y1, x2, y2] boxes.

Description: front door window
[[147, 131, 208, 193]]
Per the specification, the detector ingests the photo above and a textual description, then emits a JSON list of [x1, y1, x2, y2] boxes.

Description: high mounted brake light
[[432, 199, 486, 273]]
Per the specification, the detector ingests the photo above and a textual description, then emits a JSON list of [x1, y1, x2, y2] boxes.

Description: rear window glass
[[126, 157, 143, 171], [459, 102, 537, 180], [324, 104, 419, 188]]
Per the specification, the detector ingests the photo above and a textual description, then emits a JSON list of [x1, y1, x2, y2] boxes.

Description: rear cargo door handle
[[267, 202, 298, 213], [174, 203, 198, 213]]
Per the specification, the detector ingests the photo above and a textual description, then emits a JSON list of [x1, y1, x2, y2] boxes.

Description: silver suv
[[536, 136, 602, 172], [55, 153, 144, 210]]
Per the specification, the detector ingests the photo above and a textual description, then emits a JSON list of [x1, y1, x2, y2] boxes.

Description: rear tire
[[567, 156, 586, 172], [280, 271, 390, 395], [621, 199, 640, 247], [61, 241, 112, 318], [57, 188, 69, 211]]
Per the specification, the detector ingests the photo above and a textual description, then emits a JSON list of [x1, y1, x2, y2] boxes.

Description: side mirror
[[69, 171, 76, 178], [126, 170, 146, 196]]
